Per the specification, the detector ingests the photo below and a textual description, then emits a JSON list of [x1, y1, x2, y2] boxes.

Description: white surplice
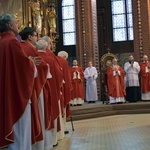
[[84, 66, 98, 101], [124, 61, 140, 87]]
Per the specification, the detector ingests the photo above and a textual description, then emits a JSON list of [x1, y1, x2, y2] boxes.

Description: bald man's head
[[36, 39, 48, 51], [42, 35, 52, 50], [73, 60, 78, 66], [112, 58, 118, 65], [143, 55, 148, 62]]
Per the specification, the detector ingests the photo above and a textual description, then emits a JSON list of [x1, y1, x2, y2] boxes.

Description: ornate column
[[132, 0, 150, 61]]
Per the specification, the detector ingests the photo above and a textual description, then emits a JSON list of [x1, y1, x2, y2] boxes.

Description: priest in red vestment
[[140, 55, 150, 100], [56, 51, 73, 137], [70, 60, 85, 106], [107, 58, 126, 104], [0, 14, 35, 149], [42, 36, 68, 142], [57, 51, 72, 117], [36, 39, 63, 147], [20, 27, 54, 150]]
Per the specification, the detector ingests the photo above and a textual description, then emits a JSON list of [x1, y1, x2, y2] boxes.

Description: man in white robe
[[124, 55, 141, 102], [84, 61, 98, 103]]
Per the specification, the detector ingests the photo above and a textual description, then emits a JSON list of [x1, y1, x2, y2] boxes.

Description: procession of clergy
[[0, 14, 150, 150]]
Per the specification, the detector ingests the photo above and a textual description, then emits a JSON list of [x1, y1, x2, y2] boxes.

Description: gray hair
[[58, 51, 68, 59], [42, 36, 51, 44], [0, 14, 15, 33], [36, 39, 48, 50]]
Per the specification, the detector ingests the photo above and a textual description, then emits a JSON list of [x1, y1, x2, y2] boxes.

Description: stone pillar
[[75, 0, 100, 99]]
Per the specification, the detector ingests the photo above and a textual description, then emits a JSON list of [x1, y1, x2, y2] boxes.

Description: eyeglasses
[[32, 34, 37, 37]]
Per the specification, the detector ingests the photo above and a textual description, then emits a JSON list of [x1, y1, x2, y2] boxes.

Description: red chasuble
[[107, 65, 126, 98], [56, 56, 72, 117], [70, 66, 85, 99], [0, 33, 35, 148], [38, 51, 63, 124], [20, 41, 48, 144], [140, 62, 150, 93], [46, 50, 65, 128]]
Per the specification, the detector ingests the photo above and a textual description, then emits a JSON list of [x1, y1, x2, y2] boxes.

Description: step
[[70, 109, 150, 121]]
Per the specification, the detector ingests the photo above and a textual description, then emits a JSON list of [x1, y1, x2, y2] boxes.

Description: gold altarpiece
[[0, 0, 58, 51]]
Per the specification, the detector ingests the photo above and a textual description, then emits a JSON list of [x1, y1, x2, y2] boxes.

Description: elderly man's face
[[73, 60, 78, 66], [112, 59, 118, 65], [143, 55, 148, 62]]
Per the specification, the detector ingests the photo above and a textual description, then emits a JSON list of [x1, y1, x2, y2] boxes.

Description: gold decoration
[[46, 4, 57, 33], [14, 12, 25, 32], [29, 1, 42, 35]]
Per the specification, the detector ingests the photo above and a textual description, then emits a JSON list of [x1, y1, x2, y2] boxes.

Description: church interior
[[0, 0, 150, 150]]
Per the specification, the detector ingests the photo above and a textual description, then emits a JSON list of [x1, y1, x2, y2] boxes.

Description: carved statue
[[29, 1, 42, 35], [46, 5, 57, 32]]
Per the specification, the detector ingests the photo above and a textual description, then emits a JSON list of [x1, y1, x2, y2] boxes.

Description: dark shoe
[[64, 130, 69, 134], [77, 104, 82, 106], [53, 142, 58, 147]]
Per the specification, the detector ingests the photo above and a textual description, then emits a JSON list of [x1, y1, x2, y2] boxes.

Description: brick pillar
[[75, 0, 100, 99], [133, 0, 150, 61]]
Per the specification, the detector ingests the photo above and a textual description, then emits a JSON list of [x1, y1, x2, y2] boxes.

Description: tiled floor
[[52, 114, 150, 150]]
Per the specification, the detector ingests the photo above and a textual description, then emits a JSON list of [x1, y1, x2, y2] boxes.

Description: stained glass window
[[62, 0, 76, 45], [111, 0, 134, 42]]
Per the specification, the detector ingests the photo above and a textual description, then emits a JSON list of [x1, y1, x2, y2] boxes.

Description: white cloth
[[47, 64, 52, 79], [73, 71, 81, 79], [51, 119, 58, 146], [5, 102, 31, 150], [70, 98, 84, 105], [84, 67, 98, 101], [32, 90, 53, 150], [32, 66, 53, 150], [142, 92, 150, 100], [109, 96, 125, 104], [57, 100, 65, 140], [124, 61, 140, 87]]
